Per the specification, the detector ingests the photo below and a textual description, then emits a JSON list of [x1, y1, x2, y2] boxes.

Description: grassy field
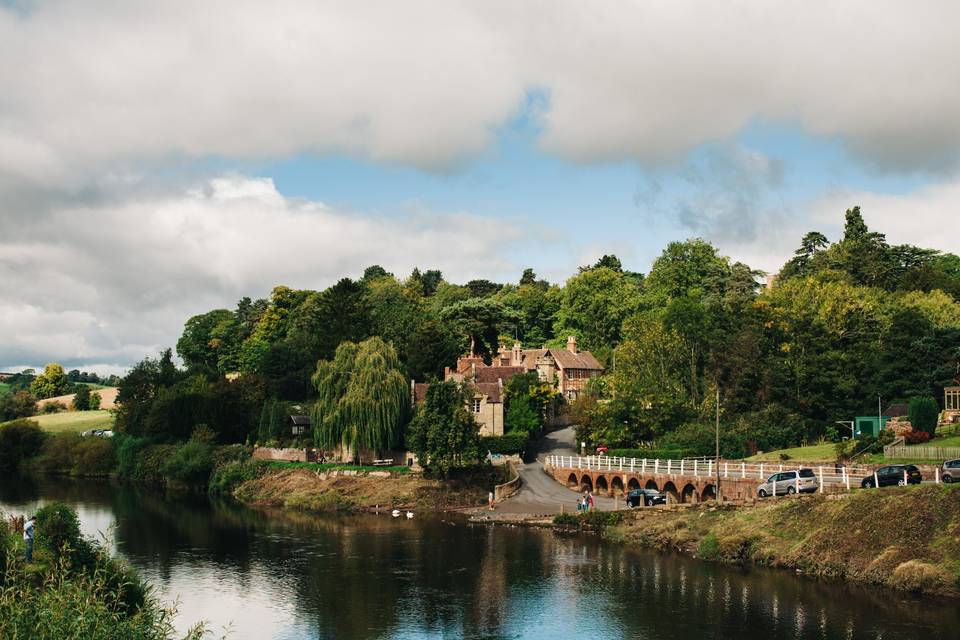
[[745, 442, 840, 461], [0, 382, 9, 394], [1, 410, 114, 433]]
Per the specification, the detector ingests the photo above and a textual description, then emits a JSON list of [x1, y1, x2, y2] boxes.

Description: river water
[[1, 475, 956, 640]]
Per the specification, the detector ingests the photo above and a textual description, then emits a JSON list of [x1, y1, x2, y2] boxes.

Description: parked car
[[626, 488, 666, 507], [80, 429, 113, 438], [941, 459, 960, 483], [595, 445, 609, 455], [861, 464, 922, 488], [757, 469, 819, 497]]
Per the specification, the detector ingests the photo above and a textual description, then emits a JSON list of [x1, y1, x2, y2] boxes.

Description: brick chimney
[[512, 341, 522, 366], [567, 335, 577, 353]]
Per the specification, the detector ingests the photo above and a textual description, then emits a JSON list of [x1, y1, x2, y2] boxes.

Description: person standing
[[24, 515, 36, 563], [587, 492, 595, 512], [488, 490, 495, 511]]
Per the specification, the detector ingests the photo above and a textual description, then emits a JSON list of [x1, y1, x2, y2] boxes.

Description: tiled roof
[[519, 349, 549, 370], [551, 349, 603, 371], [884, 403, 910, 418], [472, 382, 502, 404], [474, 366, 525, 383]]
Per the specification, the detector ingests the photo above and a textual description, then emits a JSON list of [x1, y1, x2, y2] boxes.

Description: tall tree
[[406, 379, 480, 477], [554, 266, 641, 353], [177, 309, 234, 370], [29, 363, 68, 399], [311, 337, 408, 458]]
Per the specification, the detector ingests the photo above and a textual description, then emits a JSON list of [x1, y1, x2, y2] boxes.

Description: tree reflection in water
[[2, 476, 958, 640]]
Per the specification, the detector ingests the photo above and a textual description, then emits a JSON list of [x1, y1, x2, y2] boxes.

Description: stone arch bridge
[[544, 455, 769, 504]]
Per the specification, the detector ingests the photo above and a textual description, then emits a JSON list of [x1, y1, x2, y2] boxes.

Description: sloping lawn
[[0, 382, 10, 394], [2, 410, 114, 433], [745, 442, 841, 462], [918, 434, 960, 448]]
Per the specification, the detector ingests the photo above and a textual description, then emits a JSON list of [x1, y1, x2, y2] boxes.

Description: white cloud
[[0, 175, 526, 371], [2, 1, 959, 179]]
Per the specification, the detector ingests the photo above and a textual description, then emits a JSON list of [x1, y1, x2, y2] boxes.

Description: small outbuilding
[[289, 415, 311, 436]]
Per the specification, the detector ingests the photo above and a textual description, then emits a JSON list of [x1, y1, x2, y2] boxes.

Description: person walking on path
[[23, 515, 36, 563], [587, 492, 595, 512], [488, 490, 495, 511]]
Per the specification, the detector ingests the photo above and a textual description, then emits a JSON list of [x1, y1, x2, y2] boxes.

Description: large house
[[413, 336, 604, 437]]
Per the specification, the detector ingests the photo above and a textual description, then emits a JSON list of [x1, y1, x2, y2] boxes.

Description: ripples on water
[[1, 475, 955, 640]]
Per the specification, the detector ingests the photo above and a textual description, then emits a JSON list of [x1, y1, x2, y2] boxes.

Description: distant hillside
[[36, 387, 119, 410]]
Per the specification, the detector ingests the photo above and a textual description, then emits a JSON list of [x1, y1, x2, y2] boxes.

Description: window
[[473, 399, 481, 413], [567, 390, 577, 400], [798, 469, 816, 478]]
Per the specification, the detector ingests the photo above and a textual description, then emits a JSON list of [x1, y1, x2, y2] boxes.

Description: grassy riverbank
[[600, 484, 960, 598], [233, 465, 500, 512]]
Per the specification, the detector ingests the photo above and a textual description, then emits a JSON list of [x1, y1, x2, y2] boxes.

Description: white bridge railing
[[545, 454, 880, 490]]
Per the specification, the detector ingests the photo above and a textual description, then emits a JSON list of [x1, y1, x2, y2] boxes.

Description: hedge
[[481, 432, 529, 455], [606, 448, 694, 460]]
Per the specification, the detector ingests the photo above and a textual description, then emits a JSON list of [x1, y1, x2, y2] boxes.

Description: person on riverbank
[[23, 515, 36, 563], [587, 492, 595, 512], [488, 491, 495, 511]]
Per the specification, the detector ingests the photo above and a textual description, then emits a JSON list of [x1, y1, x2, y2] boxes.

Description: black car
[[626, 488, 666, 507], [861, 464, 922, 488]]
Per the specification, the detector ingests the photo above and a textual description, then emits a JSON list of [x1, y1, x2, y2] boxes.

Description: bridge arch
[[701, 484, 717, 502], [566, 473, 578, 488], [580, 475, 593, 492], [595, 476, 609, 493], [611, 476, 625, 495], [645, 479, 659, 491], [662, 481, 679, 504], [681, 483, 698, 504], [627, 478, 641, 491]]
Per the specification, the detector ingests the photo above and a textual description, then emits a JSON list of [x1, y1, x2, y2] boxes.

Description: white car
[[757, 469, 819, 497]]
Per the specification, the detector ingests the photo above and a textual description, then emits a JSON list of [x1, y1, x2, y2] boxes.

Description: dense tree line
[[114, 206, 959, 460]]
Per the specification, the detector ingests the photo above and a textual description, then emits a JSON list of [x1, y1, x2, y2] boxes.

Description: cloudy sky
[[2, 1, 959, 374]]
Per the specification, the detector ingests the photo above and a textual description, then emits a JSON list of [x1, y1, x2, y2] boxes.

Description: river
[[1, 475, 956, 639]]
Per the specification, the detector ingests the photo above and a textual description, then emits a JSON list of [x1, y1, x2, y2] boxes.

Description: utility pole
[[715, 385, 721, 504]]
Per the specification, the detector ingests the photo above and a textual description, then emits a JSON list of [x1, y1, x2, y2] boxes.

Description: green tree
[[908, 396, 940, 436], [176, 309, 234, 370], [406, 379, 481, 477], [441, 297, 518, 359], [0, 390, 38, 421], [554, 266, 641, 353], [504, 397, 540, 435], [0, 419, 45, 470], [30, 363, 68, 399], [72, 384, 91, 411], [311, 337, 408, 458], [89, 391, 102, 411]]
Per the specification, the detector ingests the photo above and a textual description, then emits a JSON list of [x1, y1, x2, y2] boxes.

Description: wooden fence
[[883, 445, 960, 461]]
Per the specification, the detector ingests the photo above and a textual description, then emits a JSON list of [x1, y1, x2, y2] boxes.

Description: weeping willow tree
[[311, 337, 409, 459]]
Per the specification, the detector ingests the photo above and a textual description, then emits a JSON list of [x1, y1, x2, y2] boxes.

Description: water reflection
[[1, 476, 957, 640]]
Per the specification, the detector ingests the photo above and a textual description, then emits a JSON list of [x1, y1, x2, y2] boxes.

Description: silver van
[[757, 469, 819, 497]]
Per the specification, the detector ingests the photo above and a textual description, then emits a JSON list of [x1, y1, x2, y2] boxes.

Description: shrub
[[89, 391, 102, 410], [34, 502, 86, 561], [698, 534, 720, 561], [41, 401, 67, 414], [0, 419, 45, 470], [0, 391, 37, 420], [606, 448, 694, 460], [33, 434, 116, 476], [208, 459, 263, 496], [908, 397, 940, 436], [553, 510, 623, 530], [481, 432, 529, 455], [904, 430, 932, 444], [160, 440, 214, 485]]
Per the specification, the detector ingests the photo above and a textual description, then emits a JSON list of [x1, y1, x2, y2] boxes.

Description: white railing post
[[680, 459, 684, 476], [694, 460, 698, 477], [759, 463, 764, 480], [741, 462, 745, 478], [724, 462, 729, 478], [844, 468, 850, 491], [818, 466, 823, 493], [904, 468, 908, 486], [936, 467, 940, 484], [873, 471, 879, 488], [641, 458, 646, 473], [654, 459, 659, 475], [795, 470, 800, 494], [667, 459, 672, 475], [708, 460, 712, 478], [578, 457, 582, 470]]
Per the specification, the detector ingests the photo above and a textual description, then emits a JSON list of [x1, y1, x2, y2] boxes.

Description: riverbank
[[594, 485, 960, 598], [232, 465, 500, 512]]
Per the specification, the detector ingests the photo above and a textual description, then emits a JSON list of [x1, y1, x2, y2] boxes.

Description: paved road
[[493, 426, 617, 515]]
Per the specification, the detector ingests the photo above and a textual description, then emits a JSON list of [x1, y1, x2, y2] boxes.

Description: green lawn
[[745, 442, 842, 462], [0, 382, 10, 394], [2, 410, 114, 433], [919, 434, 960, 448]]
